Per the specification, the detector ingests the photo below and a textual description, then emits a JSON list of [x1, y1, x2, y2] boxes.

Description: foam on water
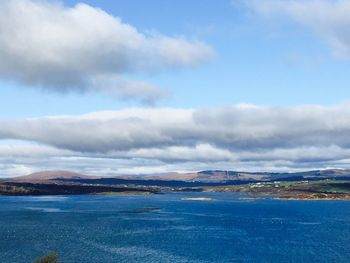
[[25, 207, 64, 213], [26, 196, 69, 202]]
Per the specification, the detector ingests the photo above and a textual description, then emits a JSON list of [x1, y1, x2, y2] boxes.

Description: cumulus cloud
[[0, 0, 213, 103], [242, 0, 350, 58], [2, 104, 350, 176]]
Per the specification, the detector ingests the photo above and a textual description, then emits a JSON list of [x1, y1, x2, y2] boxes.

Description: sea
[[0, 192, 349, 263]]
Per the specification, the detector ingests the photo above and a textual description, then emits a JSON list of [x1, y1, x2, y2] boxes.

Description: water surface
[[0, 192, 349, 262]]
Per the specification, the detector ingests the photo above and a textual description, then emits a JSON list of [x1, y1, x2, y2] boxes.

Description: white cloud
[[0, 143, 72, 158], [0, 0, 213, 103], [242, 0, 350, 58], [0, 164, 35, 178], [2, 104, 350, 176], [126, 144, 236, 162]]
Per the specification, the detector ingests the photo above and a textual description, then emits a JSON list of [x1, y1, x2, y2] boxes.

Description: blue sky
[[2, 0, 350, 176], [2, 0, 350, 119]]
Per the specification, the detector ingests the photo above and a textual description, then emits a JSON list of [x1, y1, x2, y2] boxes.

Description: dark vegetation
[[33, 253, 60, 263], [56, 178, 259, 187], [55, 174, 350, 188], [0, 182, 158, 196]]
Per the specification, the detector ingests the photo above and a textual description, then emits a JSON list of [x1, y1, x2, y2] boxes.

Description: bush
[[33, 252, 61, 263]]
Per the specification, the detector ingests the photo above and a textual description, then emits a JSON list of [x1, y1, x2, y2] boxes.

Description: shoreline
[[1, 180, 350, 200]]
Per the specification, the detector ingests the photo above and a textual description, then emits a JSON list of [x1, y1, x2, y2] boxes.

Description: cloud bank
[[1, 104, 350, 177], [0, 0, 213, 103], [243, 0, 350, 58]]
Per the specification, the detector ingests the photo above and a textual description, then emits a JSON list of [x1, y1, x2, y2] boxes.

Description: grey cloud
[[95, 78, 170, 105], [2, 105, 350, 153], [0, 0, 213, 102], [1, 105, 350, 174]]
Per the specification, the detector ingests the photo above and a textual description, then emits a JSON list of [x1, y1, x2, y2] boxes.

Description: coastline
[[1, 179, 350, 200]]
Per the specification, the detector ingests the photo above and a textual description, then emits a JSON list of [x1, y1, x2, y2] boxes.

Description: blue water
[[0, 192, 350, 263]]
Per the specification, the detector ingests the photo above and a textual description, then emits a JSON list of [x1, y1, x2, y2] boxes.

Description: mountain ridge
[[8, 168, 350, 184]]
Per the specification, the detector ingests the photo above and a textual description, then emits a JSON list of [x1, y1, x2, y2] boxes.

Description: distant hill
[[194, 169, 350, 182], [8, 168, 350, 186], [13, 171, 89, 182]]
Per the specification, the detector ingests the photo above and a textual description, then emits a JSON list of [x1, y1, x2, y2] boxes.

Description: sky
[[1, 0, 350, 177]]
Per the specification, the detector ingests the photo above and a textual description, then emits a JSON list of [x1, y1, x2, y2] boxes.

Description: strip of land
[[0, 182, 159, 196], [1, 170, 350, 200], [204, 180, 350, 200]]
